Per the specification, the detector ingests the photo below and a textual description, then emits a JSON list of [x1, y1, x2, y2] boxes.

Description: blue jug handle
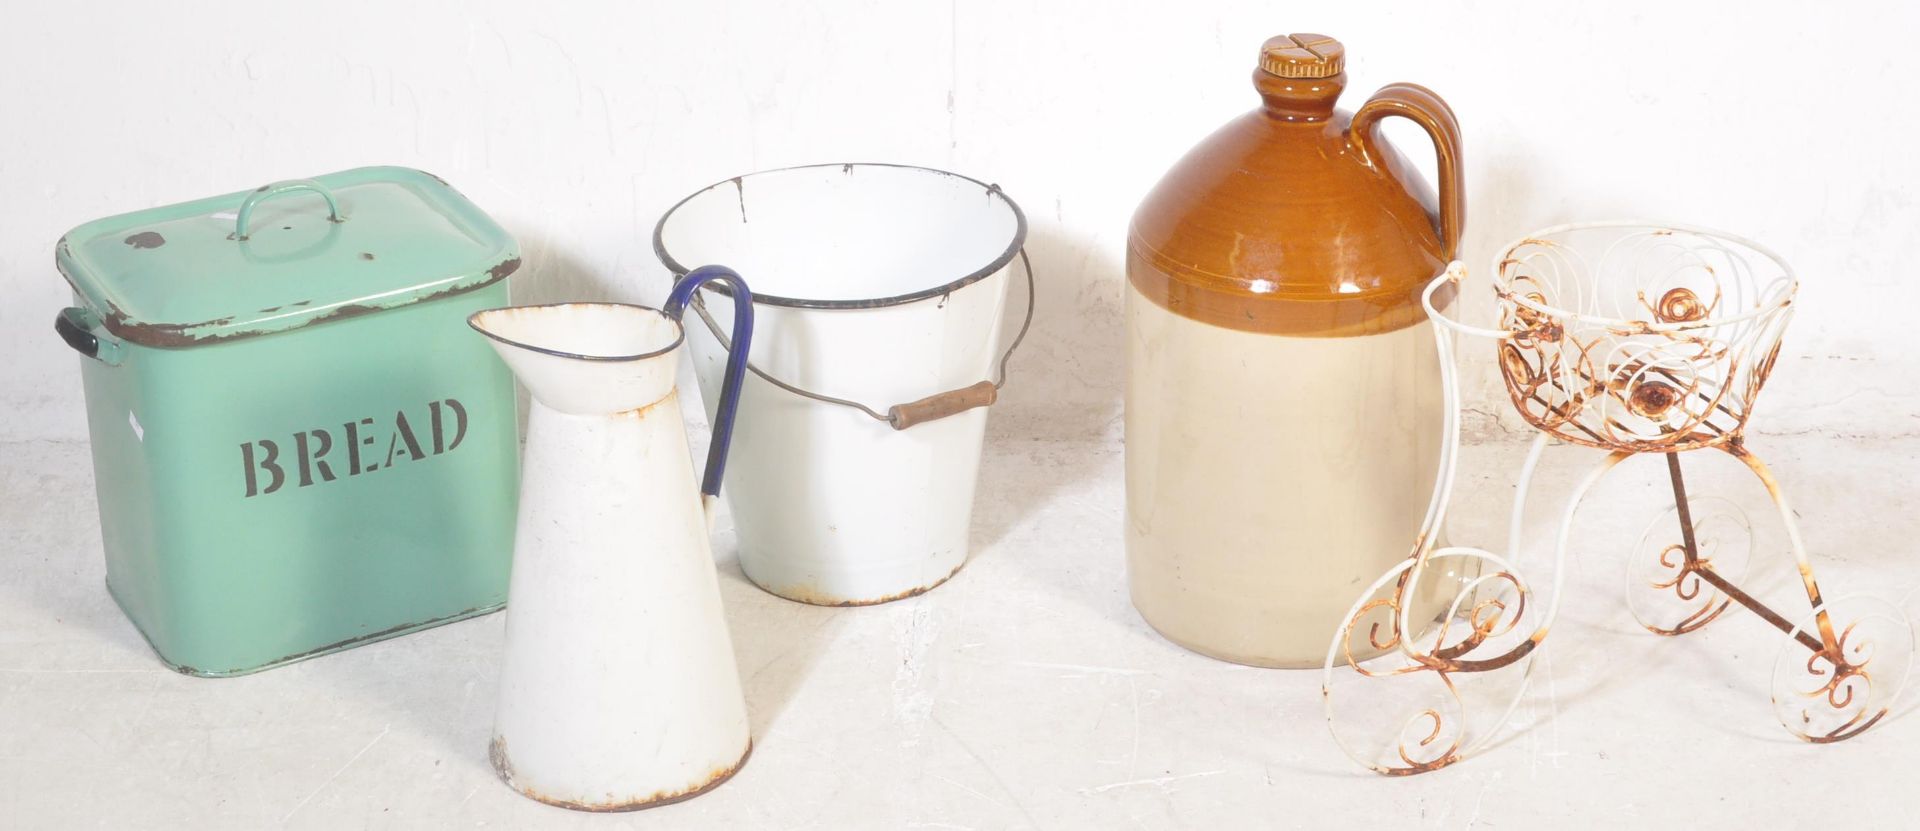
[[664, 265, 754, 499]]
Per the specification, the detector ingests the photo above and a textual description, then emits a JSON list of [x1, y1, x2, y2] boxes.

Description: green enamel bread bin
[[53, 166, 521, 677]]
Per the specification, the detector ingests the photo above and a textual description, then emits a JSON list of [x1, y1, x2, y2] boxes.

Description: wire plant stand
[[1320, 221, 1916, 775]]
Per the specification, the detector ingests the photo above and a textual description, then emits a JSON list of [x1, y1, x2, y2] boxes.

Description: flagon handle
[[665, 265, 754, 499], [1349, 82, 1464, 258]]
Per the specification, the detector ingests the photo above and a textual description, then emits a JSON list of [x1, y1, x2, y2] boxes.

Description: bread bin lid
[[55, 166, 520, 348]]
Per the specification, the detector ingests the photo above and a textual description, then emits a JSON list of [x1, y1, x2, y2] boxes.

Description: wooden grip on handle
[[886, 381, 998, 430]]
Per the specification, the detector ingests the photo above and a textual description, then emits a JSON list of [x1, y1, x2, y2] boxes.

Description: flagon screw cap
[[1259, 33, 1344, 79]]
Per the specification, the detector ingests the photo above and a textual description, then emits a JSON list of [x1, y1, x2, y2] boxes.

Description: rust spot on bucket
[[617, 392, 676, 420], [123, 231, 166, 249], [491, 737, 752, 812], [769, 561, 965, 607]]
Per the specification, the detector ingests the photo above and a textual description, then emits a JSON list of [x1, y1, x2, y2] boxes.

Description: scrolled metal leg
[[1769, 594, 1914, 743], [1322, 444, 1628, 775], [1622, 453, 1753, 636], [1716, 446, 1920, 742], [1321, 547, 1537, 775]]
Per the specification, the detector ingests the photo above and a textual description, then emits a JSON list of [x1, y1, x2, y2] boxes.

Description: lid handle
[[234, 179, 343, 241]]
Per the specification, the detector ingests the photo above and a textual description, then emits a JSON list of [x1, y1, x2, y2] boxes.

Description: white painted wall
[[6, 1, 1916, 444]]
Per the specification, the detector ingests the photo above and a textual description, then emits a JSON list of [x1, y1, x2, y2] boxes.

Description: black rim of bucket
[[652, 162, 1029, 310]]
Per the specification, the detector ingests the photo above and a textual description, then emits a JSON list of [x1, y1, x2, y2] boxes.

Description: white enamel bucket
[[654, 163, 1030, 605]]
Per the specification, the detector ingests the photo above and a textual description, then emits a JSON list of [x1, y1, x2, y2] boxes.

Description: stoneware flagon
[[471, 267, 755, 812], [1125, 34, 1466, 667], [654, 163, 1032, 606], [53, 167, 522, 676]]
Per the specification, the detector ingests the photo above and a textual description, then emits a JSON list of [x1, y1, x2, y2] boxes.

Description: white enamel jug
[[468, 267, 755, 812]]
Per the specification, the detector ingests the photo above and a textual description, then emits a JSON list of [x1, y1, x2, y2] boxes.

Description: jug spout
[[468, 303, 683, 416]]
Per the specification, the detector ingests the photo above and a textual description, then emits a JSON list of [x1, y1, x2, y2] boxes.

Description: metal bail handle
[[665, 265, 755, 499], [686, 247, 1036, 430], [234, 179, 344, 241]]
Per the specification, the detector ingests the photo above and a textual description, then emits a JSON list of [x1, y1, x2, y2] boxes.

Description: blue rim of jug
[[651, 162, 1028, 311], [466, 302, 686, 363]]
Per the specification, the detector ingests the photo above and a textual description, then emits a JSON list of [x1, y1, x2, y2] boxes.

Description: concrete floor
[[3, 433, 1917, 829]]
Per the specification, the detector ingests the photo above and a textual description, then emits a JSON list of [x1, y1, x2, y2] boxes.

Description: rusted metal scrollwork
[[1770, 593, 1912, 744], [1493, 227, 1796, 454], [1323, 223, 1914, 776], [1623, 461, 1753, 637]]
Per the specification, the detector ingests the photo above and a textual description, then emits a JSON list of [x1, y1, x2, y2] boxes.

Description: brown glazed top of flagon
[[1128, 34, 1464, 337]]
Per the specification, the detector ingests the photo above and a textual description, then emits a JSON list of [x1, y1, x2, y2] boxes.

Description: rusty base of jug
[[489, 738, 753, 813]]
